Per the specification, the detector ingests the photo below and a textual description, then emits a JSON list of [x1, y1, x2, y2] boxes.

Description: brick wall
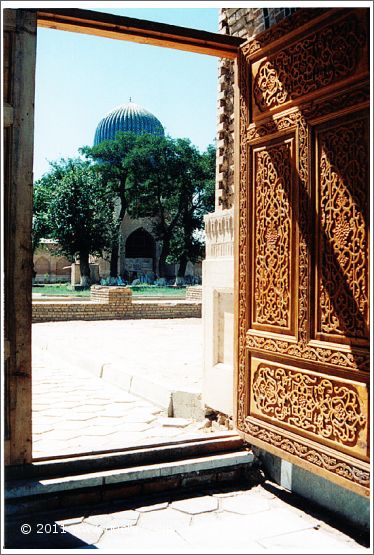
[[216, 7, 298, 209], [32, 286, 201, 322], [90, 285, 132, 304]]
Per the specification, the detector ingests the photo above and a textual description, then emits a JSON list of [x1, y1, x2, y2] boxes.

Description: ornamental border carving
[[245, 85, 370, 143], [237, 49, 250, 430], [243, 419, 370, 489]]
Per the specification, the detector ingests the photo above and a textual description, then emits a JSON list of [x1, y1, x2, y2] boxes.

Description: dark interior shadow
[[4, 518, 97, 549]]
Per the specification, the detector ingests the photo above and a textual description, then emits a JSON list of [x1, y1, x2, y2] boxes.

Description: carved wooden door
[[235, 8, 370, 496]]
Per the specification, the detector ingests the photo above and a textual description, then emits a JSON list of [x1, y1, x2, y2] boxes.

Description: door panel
[[313, 113, 369, 346], [250, 134, 297, 338], [249, 357, 368, 461], [236, 8, 370, 496]]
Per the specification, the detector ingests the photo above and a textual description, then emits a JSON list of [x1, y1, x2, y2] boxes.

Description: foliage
[[166, 142, 216, 275], [33, 158, 114, 285], [32, 158, 73, 252], [82, 132, 215, 278], [80, 132, 139, 277], [127, 135, 215, 277], [35, 134, 216, 282]]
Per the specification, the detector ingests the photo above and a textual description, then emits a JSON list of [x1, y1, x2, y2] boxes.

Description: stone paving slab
[[33, 319, 203, 391], [31, 346, 220, 459], [31, 319, 221, 458], [170, 495, 219, 515], [5, 484, 369, 552]]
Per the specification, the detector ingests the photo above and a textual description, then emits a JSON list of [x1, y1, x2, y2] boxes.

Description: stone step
[[5, 445, 255, 516], [7, 434, 243, 480]]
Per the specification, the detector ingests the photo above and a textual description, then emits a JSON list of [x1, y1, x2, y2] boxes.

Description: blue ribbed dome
[[94, 101, 164, 145]]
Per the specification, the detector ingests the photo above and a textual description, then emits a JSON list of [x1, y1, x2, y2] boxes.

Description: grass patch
[[129, 285, 186, 297], [32, 284, 186, 298], [32, 284, 90, 297]]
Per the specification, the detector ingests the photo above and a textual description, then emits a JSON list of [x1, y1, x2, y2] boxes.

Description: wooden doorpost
[[3, 8, 37, 465]]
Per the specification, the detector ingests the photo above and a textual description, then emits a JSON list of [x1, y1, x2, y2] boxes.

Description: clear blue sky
[[33, 6, 219, 180]]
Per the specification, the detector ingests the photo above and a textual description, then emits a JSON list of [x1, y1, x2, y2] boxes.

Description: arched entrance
[[125, 227, 156, 277]]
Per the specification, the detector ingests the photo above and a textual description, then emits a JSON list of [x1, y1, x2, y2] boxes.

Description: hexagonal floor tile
[[170, 495, 218, 515]]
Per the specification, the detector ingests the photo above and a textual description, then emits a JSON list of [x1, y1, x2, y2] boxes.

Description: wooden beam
[[36, 8, 243, 59], [5, 8, 36, 465]]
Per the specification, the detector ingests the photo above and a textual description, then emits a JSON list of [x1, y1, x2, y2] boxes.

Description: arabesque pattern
[[237, 8, 370, 493], [253, 14, 366, 112], [254, 143, 292, 328], [252, 364, 367, 448], [318, 119, 368, 339]]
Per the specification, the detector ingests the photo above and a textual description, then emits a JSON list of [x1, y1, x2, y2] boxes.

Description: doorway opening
[[30, 7, 239, 461]]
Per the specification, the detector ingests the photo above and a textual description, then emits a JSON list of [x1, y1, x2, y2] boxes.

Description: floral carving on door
[[236, 8, 370, 495]]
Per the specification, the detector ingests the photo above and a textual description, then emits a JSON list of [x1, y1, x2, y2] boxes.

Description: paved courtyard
[[33, 319, 203, 392], [6, 483, 369, 552], [10, 319, 369, 552], [32, 319, 217, 458]]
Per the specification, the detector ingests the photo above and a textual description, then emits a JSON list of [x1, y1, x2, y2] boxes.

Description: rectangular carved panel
[[315, 114, 369, 344], [251, 10, 368, 119], [251, 137, 295, 335], [250, 358, 369, 460]]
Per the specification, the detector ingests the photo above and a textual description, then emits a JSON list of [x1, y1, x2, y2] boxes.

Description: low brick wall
[[131, 300, 200, 319], [90, 285, 132, 304], [32, 286, 201, 323]]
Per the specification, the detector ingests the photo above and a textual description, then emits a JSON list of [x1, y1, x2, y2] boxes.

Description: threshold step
[[6, 450, 254, 500], [7, 434, 243, 480]]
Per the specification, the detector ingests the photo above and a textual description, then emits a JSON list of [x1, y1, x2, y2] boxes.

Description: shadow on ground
[[4, 481, 370, 550], [5, 518, 97, 549]]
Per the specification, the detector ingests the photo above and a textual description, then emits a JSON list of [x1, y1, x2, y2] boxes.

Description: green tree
[[32, 158, 75, 253], [82, 133, 216, 280], [128, 135, 190, 278], [80, 132, 138, 277], [33, 158, 114, 287], [167, 143, 216, 280]]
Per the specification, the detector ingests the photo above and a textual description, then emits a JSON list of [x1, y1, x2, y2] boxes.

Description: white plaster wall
[[202, 209, 234, 416]]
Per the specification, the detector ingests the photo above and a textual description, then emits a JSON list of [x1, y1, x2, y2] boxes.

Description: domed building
[[93, 101, 192, 283], [94, 101, 164, 145]]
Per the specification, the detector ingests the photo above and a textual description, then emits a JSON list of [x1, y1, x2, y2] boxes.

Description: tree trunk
[[177, 253, 188, 278], [79, 250, 91, 288], [110, 240, 119, 278], [158, 238, 170, 278], [110, 189, 127, 278]]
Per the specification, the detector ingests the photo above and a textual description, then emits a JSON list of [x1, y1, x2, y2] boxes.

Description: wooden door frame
[[3, 7, 243, 466], [36, 7, 242, 58]]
